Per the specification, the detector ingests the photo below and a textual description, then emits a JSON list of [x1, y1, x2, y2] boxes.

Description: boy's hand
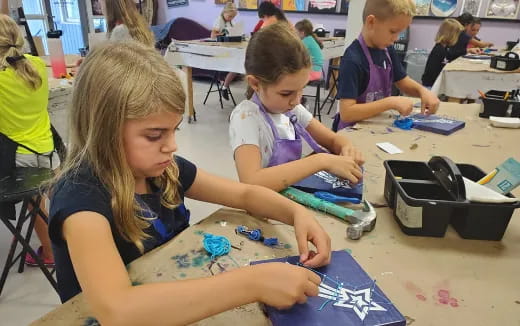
[[389, 96, 414, 116], [419, 89, 440, 115]]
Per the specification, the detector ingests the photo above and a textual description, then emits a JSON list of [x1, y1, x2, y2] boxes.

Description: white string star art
[[318, 282, 387, 321], [315, 171, 353, 189]]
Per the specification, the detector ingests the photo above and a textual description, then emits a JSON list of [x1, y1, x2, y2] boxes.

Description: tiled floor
[[0, 78, 332, 325]]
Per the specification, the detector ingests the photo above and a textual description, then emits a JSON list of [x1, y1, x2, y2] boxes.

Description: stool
[[303, 78, 325, 122], [323, 64, 340, 115], [203, 71, 236, 109], [0, 167, 58, 297]]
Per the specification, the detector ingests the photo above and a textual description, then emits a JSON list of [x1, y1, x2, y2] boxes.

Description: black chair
[[303, 75, 326, 122], [322, 64, 341, 115], [203, 71, 236, 109], [0, 167, 58, 297]]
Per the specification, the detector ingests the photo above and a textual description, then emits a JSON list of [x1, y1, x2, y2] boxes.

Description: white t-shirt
[[108, 24, 133, 42], [229, 100, 313, 168], [213, 16, 232, 33]]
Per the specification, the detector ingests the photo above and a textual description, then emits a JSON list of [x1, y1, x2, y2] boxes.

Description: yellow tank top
[[0, 55, 53, 154]]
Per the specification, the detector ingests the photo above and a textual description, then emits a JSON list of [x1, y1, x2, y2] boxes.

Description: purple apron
[[251, 94, 327, 167], [333, 35, 394, 132]]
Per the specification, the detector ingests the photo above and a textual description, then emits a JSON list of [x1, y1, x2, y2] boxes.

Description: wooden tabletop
[[32, 102, 520, 326]]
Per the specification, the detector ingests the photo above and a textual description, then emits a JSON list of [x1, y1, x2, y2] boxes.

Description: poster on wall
[[258, 0, 282, 8], [283, 0, 305, 11], [239, 0, 258, 8], [91, 0, 103, 15], [460, 0, 482, 15], [415, 0, 432, 15], [430, 0, 458, 16], [168, 0, 189, 7], [340, 0, 349, 13], [486, 0, 520, 19], [308, 0, 338, 13]]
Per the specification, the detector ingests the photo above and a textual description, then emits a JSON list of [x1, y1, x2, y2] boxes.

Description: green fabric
[[302, 35, 324, 72]]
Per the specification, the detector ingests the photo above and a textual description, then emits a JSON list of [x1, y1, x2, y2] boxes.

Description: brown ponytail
[[295, 19, 323, 49]]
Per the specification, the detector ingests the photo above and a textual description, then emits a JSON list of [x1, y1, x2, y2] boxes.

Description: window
[[60, 0, 80, 23]]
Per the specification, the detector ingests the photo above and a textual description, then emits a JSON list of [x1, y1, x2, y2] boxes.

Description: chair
[[0, 167, 58, 297], [303, 73, 326, 122], [203, 71, 237, 109], [323, 64, 340, 115]]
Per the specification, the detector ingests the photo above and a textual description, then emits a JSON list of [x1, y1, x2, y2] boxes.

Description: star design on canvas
[[318, 281, 387, 321], [315, 171, 353, 189]]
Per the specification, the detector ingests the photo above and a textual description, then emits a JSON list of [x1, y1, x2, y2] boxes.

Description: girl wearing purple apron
[[230, 24, 364, 192]]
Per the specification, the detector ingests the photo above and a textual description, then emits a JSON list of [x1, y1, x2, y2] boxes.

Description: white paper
[[376, 142, 403, 155], [464, 177, 518, 203]]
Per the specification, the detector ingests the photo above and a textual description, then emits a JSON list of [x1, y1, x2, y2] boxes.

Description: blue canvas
[[292, 171, 363, 199], [251, 251, 406, 326], [410, 114, 465, 135]]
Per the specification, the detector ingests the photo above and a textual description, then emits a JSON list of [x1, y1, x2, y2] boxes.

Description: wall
[[158, 0, 520, 51]]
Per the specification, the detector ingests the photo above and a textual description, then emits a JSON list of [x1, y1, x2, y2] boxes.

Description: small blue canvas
[[292, 171, 363, 199], [251, 251, 405, 326], [410, 114, 465, 135]]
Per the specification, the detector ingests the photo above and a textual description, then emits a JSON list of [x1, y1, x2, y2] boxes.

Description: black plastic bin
[[480, 90, 520, 118], [384, 157, 519, 240]]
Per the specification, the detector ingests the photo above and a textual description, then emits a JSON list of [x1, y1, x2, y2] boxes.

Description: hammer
[[280, 187, 377, 240]]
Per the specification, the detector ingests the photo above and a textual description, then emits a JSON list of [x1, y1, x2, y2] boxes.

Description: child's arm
[[305, 118, 364, 165], [234, 145, 362, 192], [338, 97, 414, 122], [395, 76, 440, 115], [210, 29, 221, 38], [64, 212, 321, 326], [186, 168, 331, 266], [469, 38, 493, 48]]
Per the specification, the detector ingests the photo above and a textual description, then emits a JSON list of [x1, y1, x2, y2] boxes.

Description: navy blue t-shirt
[[49, 155, 197, 303], [446, 31, 470, 61], [337, 39, 407, 100]]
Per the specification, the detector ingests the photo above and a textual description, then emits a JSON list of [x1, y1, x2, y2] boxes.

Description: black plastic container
[[490, 52, 520, 71], [479, 90, 520, 118], [384, 157, 519, 240]]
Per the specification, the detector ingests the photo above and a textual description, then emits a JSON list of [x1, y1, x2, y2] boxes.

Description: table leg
[[183, 66, 196, 123]]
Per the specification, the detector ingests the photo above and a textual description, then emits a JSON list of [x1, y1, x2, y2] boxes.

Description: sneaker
[[221, 88, 230, 101], [25, 246, 54, 268]]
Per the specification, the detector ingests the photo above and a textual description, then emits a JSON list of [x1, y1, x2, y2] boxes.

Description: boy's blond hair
[[363, 0, 416, 21], [0, 14, 42, 89], [435, 18, 463, 46], [52, 41, 185, 252]]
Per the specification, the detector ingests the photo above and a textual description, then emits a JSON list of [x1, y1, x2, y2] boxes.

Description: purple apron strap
[[251, 93, 281, 139]]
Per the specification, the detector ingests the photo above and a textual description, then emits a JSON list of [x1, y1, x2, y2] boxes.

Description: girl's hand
[[340, 145, 365, 166], [322, 154, 362, 184], [252, 262, 321, 309], [468, 47, 482, 54], [292, 209, 331, 268]]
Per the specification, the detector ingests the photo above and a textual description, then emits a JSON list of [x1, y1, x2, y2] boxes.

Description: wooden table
[[32, 102, 520, 326], [164, 38, 346, 123], [431, 52, 520, 101]]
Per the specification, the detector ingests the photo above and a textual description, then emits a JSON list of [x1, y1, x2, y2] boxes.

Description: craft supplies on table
[[292, 170, 363, 199], [384, 156, 520, 240], [489, 116, 520, 128], [251, 251, 406, 326], [490, 52, 520, 71], [479, 89, 520, 118], [280, 187, 376, 240], [408, 114, 465, 135], [235, 225, 280, 247], [478, 158, 520, 195]]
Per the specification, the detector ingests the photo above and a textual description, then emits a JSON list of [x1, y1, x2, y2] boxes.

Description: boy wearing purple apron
[[333, 0, 440, 132]]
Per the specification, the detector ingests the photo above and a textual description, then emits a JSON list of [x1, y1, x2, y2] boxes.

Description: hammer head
[[346, 200, 377, 240]]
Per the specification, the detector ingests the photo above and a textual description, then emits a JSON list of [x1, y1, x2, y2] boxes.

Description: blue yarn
[[393, 116, 414, 130], [203, 233, 231, 260], [248, 229, 262, 241], [263, 238, 279, 246]]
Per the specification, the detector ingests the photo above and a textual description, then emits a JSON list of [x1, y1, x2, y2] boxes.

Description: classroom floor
[[0, 78, 333, 325]]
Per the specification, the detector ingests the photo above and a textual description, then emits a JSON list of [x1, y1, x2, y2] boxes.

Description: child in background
[[48, 42, 331, 324], [104, 0, 155, 46], [446, 12, 481, 61], [229, 23, 363, 192], [295, 19, 323, 81], [211, 2, 239, 101], [0, 14, 59, 266], [466, 18, 493, 49], [334, 0, 440, 132], [421, 18, 463, 88], [254, 1, 289, 32]]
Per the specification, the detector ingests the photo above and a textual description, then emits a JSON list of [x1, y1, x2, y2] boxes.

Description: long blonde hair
[[435, 18, 463, 46], [104, 0, 155, 47], [0, 14, 42, 89], [54, 41, 185, 251]]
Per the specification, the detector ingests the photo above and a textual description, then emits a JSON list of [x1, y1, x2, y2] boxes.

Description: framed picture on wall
[[415, 0, 432, 15], [239, 0, 258, 9], [91, 0, 103, 15], [283, 0, 305, 11], [486, 0, 520, 19], [340, 0, 349, 14], [168, 0, 189, 7], [430, 0, 457, 16], [308, 0, 338, 13], [460, 0, 482, 16]]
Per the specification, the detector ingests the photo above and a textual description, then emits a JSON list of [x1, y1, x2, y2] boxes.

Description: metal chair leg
[[203, 75, 216, 105]]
